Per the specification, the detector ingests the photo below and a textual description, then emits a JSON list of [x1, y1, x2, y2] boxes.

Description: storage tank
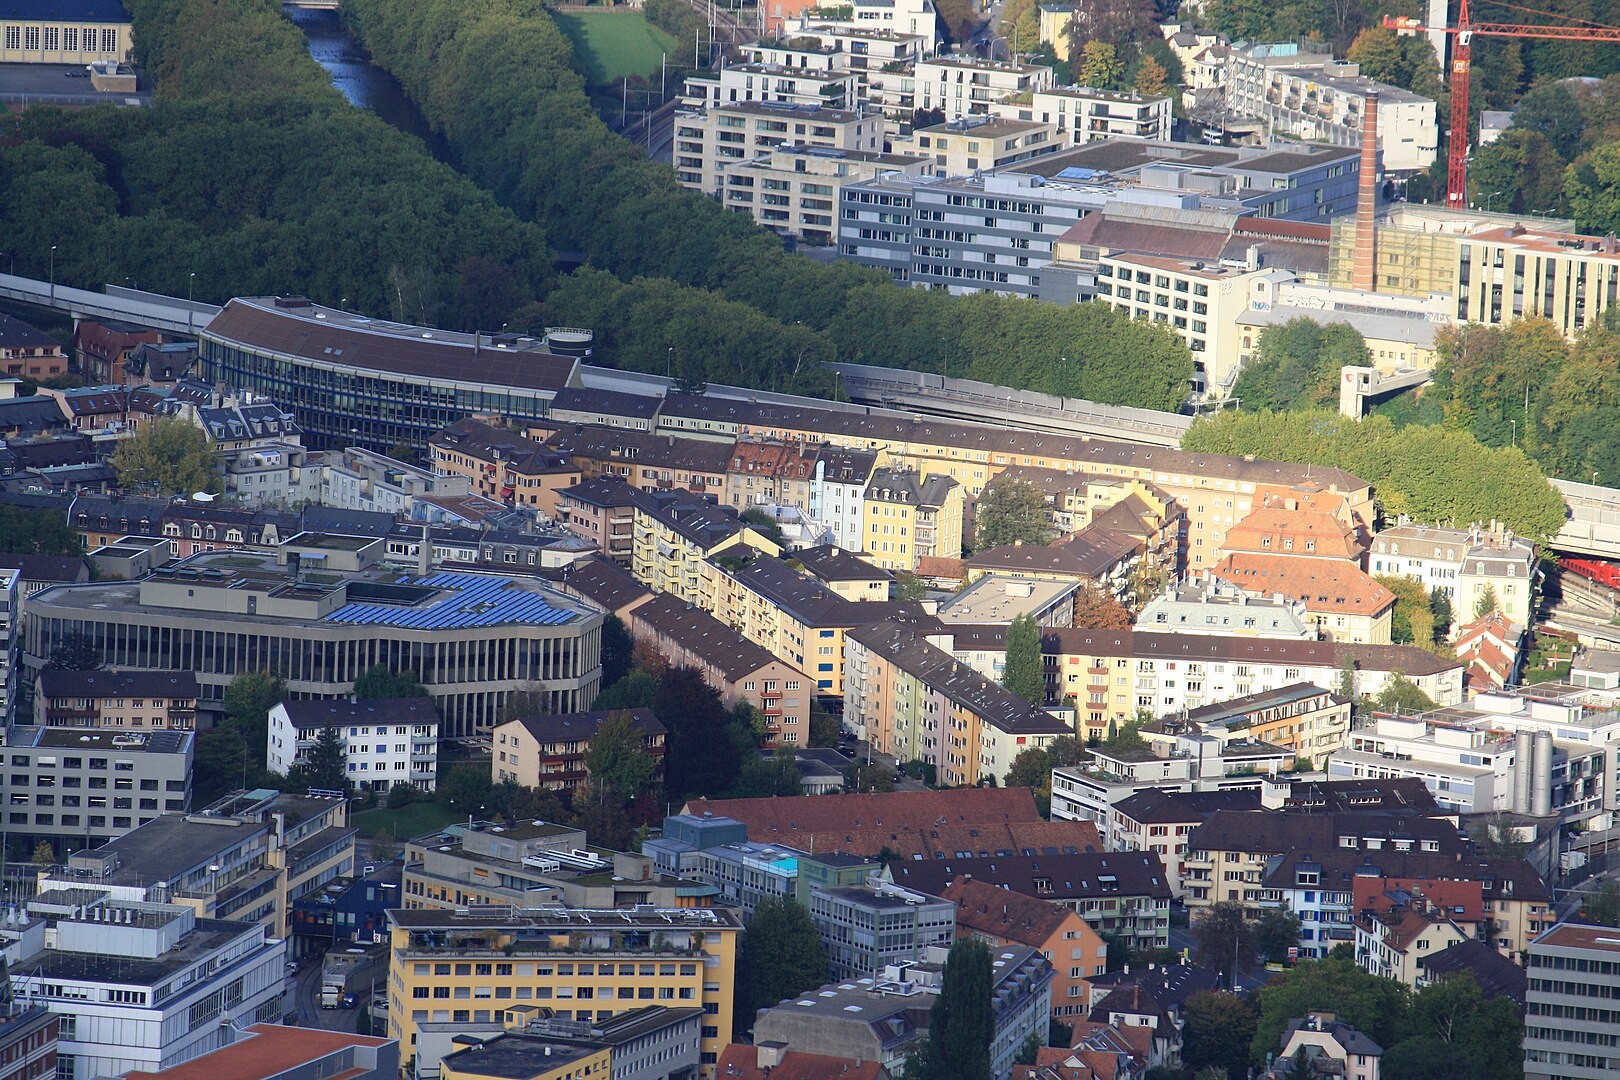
[[1531, 730, 1554, 817], [543, 327, 594, 358], [1513, 731, 1533, 814]]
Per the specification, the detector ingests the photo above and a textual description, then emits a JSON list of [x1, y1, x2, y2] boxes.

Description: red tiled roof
[[714, 1046, 886, 1080], [122, 1024, 391, 1080], [1210, 553, 1395, 615], [944, 876, 1091, 948]]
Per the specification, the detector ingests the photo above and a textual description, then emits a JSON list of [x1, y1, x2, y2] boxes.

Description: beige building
[[428, 418, 581, 517], [674, 100, 884, 200], [0, 0, 132, 64], [991, 85, 1172, 145], [913, 56, 1055, 121], [630, 489, 781, 605], [628, 593, 811, 746], [34, 669, 197, 729], [890, 115, 1058, 175], [717, 143, 931, 243], [490, 708, 666, 792]]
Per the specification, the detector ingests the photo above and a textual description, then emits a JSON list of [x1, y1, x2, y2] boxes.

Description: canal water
[[284, 6, 455, 164]]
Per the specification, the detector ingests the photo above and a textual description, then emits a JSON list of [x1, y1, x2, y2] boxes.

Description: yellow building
[[889, 116, 1059, 176], [386, 906, 740, 1076], [862, 466, 962, 571], [1037, 2, 1076, 60], [630, 490, 780, 604], [0, 0, 133, 64]]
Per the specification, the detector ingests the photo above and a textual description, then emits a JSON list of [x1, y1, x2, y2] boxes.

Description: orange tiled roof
[[1210, 553, 1394, 615]]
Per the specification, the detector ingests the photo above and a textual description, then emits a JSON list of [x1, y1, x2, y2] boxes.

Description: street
[[289, 959, 376, 1032], [1168, 923, 1272, 994]]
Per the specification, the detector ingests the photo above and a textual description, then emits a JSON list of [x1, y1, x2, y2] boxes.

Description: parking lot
[[0, 61, 150, 106]]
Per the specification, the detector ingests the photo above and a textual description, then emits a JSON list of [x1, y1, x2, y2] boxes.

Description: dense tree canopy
[[111, 416, 214, 497], [734, 896, 830, 1035], [1182, 409, 1567, 543], [1230, 319, 1368, 412], [0, 506, 83, 556], [975, 479, 1054, 551], [1002, 614, 1046, 706]]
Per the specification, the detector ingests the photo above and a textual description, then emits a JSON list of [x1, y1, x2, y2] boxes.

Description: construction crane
[[1386, 4, 1620, 209]]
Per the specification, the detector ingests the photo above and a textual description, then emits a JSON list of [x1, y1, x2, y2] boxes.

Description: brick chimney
[[1351, 92, 1380, 293]]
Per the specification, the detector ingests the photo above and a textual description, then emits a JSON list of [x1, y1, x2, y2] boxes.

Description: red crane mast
[[1385, 8, 1620, 209]]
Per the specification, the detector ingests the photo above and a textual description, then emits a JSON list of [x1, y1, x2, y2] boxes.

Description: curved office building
[[23, 546, 603, 737], [199, 297, 582, 452]]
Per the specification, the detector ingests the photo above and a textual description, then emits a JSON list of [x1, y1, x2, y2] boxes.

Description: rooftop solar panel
[[325, 572, 577, 630]]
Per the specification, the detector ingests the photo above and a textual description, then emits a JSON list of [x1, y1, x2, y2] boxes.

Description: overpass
[[1548, 478, 1620, 560], [0, 273, 219, 336], [827, 363, 1194, 448]]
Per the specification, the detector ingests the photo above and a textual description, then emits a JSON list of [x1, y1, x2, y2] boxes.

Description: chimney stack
[[1351, 91, 1380, 293]]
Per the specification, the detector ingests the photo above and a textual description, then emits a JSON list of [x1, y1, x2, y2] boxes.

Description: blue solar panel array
[[325, 572, 577, 630]]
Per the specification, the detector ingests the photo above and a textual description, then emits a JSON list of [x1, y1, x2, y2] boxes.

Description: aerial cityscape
[[1, 0, 1619, 1076]]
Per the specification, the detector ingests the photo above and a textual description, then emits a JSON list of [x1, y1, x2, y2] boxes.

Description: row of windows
[[2, 25, 119, 51]]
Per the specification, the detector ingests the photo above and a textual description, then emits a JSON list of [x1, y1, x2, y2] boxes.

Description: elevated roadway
[[0, 273, 219, 336], [1549, 478, 1620, 560]]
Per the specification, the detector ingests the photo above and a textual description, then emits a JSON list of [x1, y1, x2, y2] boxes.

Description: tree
[[298, 725, 348, 792], [31, 841, 54, 867], [1182, 992, 1258, 1080], [808, 699, 840, 747], [1471, 815, 1530, 860], [582, 712, 658, 800], [1133, 55, 1168, 98], [0, 505, 82, 556], [924, 938, 994, 1080], [1255, 905, 1302, 964], [592, 669, 659, 711], [222, 670, 286, 773], [732, 749, 803, 798], [1428, 587, 1454, 637], [735, 896, 830, 1035], [1004, 735, 1085, 815], [601, 615, 634, 690], [1400, 973, 1524, 1080], [1369, 673, 1436, 714], [45, 630, 102, 671], [845, 762, 894, 793], [1231, 320, 1368, 412], [1587, 880, 1620, 926], [1015, 1032, 1042, 1066], [1079, 40, 1125, 90], [1192, 902, 1255, 984], [656, 666, 745, 799], [1250, 953, 1411, 1060], [1049, 1019, 1073, 1049], [353, 665, 428, 699], [1375, 573, 1441, 652], [894, 572, 930, 601], [1073, 582, 1133, 630], [111, 416, 215, 496], [974, 479, 1053, 550], [1472, 584, 1500, 620], [570, 781, 637, 850], [1002, 613, 1046, 705], [438, 761, 494, 812]]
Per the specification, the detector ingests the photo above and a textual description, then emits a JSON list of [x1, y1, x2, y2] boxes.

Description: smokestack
[[418, 522, 432, 578], [1351, 91, 1380, 293]]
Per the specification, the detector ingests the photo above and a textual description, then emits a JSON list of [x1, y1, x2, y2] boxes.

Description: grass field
[[552, 10, 679, 86], [352, 801, 461, 841]]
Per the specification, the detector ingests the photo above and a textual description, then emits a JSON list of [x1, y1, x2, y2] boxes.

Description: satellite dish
[[191, 492, 216, 502]]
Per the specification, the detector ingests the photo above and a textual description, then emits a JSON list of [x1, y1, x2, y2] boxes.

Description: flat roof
[[122, 1023, 392, 1080], [387, 906, 742, 931], [1533, 922, 1620, 953], [20, 727, 191, 755], [442, 1035, 598, 1078], [61, 812, 270, 886], [28, 918, 266, 986]]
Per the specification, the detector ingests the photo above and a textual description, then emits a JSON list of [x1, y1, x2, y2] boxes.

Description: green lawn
[[352, 801, 462, 841], [552, 10, 679, 86]]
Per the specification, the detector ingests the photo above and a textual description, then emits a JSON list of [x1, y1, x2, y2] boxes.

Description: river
[[284, 6, 455, 164]]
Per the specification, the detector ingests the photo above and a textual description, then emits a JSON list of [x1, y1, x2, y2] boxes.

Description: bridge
[[0, 273, 219, 336], [827, 362, 1194, 448], [1548, 478, 1620, 560]]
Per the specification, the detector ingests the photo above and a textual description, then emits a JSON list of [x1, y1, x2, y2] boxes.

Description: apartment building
[[1170, 682, 1352, 760], [1136, 580, 1314, 639], [7, 895, 285, 1080], [320, 447, 472, 517], [674, 100, 886, 197], [1211, 554, 1395, 644], [721, 143, 932, 243], [543, 425, 732, 498], [490, 709, 666, 792], [1368, 522, 1537, 629], [780, 23, 930, 105], [1041, 628, 1462, 741], [890, 116, 1059, 175], [991, 85, 1172, 145], [627, 594, 811, 746], [1223, 45, 1437, 172], [383, 906, 740, 1073], [1525, 923, 1620, 1080], [943, 876, 1108, 1019], [267, 698, 440, 793], [703, 551, 924, 695], [913, 56, 1055, 121], [0, 1007, 54, 1080], [427, 419, 580, 517], [721, 440, 878, 553], [795, 544, 891, 600], [1353, 892, 1468, 987], [844, 622, 1070, 786], [1106, 789, 1262, 895], [963, 528, 1142, 601], [24, 549, 602, 738], [887, 851, 1172, 952], [751, 946, 1052, 1080], [681, 61, 863, 114], [630, 490, 781, 604], [785, 0, 938, 51], [3, 726, 192, 852], [556, 478, 639, 566], [808, 880, 956, 980], [32, 670, 196, 729], [862, 467, 961, 570]]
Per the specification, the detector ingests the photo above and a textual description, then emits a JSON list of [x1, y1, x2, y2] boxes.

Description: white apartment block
[[890, 116, 1058, 176], [913, 56, 1055, 121], [683, 60, 862, 112], [675, 101, 885, 195], [267, 698, 440, 793], [318, 447, 471, 516], [1367, 522, 1536, 629], [1223, 47, 1437, 173], [792, 0, 939, 52], [718, 143, 932, 243], [991, 85, 1172, 146], [784, 23, 930, 108], [10, 896, 287, 1080]]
